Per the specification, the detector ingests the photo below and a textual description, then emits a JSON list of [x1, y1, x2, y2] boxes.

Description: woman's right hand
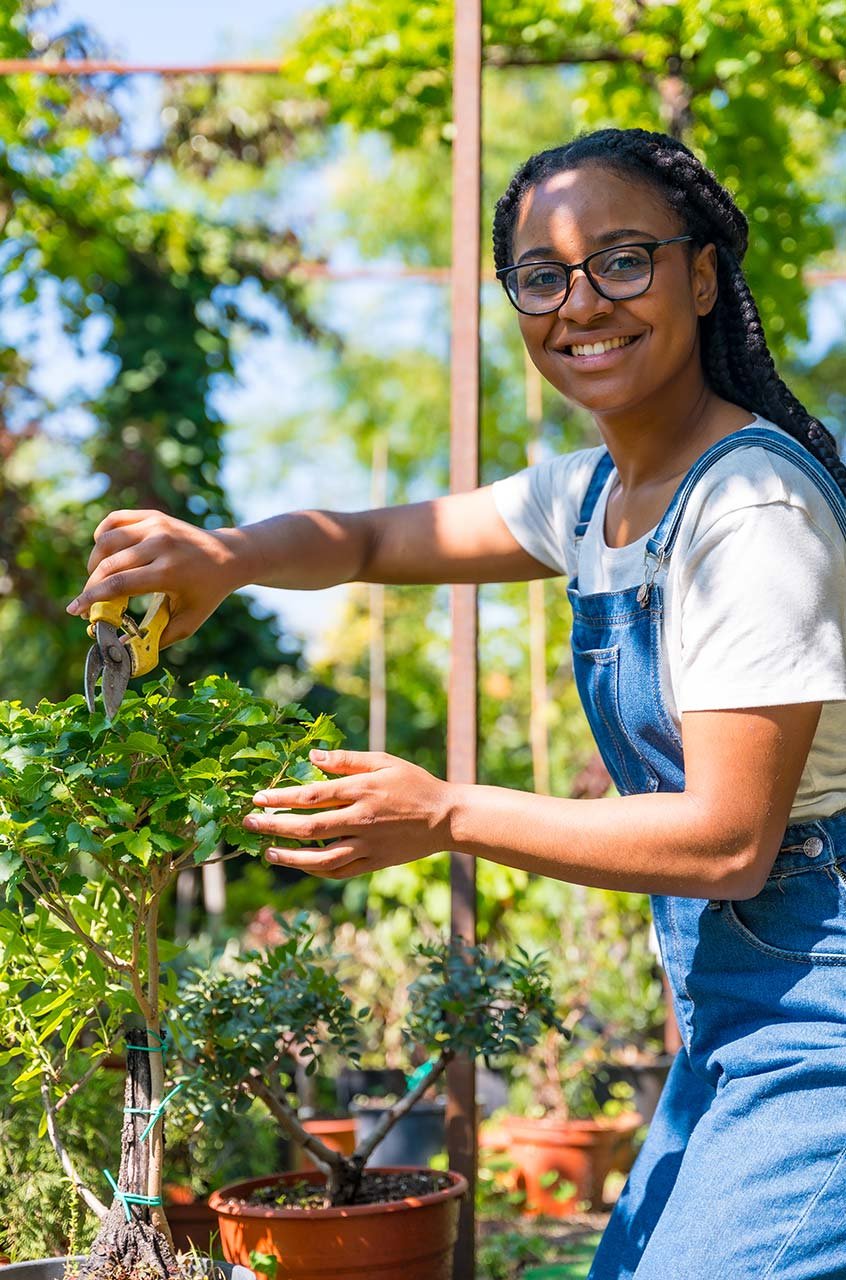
[[66, 509, 245, 648]]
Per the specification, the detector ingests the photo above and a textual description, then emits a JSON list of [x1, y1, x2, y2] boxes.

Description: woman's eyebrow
[[515, 229, 659, 264], [593, 227, 655, 245]]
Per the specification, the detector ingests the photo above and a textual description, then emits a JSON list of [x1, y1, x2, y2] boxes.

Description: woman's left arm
[[244, 701, 821, 899]]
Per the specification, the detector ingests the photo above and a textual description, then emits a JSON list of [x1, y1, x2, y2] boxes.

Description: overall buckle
[[637, 547, 666, 607]]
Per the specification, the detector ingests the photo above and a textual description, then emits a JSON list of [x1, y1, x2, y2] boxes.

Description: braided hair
[[492, 127, 846, 497]]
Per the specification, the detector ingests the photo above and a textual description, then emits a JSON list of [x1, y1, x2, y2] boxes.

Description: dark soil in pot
[[241, 1168, 451, 1211]]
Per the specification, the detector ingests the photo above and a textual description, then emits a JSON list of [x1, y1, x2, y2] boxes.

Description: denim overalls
[[568, 428, 846, 1280]]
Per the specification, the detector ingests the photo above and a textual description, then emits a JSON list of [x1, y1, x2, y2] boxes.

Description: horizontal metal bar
[[0, 59, 284, 75]]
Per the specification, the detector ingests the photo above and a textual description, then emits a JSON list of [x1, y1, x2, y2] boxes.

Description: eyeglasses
[[496, 236, 694, 316]]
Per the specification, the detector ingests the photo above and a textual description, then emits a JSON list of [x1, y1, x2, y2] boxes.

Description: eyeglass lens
[[506, 244, 654, 314]]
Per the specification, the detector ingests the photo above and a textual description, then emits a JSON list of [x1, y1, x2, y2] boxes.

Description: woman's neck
[[593, 376, 752, 493]]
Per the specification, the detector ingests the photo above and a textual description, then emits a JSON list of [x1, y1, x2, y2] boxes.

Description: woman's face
[[510, 164, 717, 417]]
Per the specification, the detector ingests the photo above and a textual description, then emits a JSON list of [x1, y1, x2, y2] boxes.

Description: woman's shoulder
[[676, 416, 846, 552]]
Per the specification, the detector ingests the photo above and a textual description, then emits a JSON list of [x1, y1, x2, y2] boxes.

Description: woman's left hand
[[242, 749, 455, 878]]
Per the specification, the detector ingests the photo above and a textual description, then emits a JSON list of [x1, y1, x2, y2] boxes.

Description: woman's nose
[[557, 271, 615, 324]]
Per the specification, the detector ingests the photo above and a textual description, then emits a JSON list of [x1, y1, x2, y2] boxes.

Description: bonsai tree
[[0, 675, 341, 1278], [175, 919, 565, 1207]]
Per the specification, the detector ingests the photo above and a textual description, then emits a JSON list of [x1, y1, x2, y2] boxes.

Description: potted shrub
[[174, 925, 564, 1280], [493, 1012, 643, 1217], [0, 676, 339, 1279]]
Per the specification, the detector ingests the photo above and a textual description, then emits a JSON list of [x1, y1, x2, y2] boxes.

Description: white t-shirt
[[492, 415, 846, 822]]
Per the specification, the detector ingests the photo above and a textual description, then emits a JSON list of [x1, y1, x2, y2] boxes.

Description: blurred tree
[[0, 0, 327, 704]]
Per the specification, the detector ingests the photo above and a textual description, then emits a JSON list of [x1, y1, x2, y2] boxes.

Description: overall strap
[[637, 427, 846, 607], [574, 450, 615, 541]]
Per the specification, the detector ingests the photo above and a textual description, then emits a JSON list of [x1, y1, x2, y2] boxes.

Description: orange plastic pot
[[292, 1118, 357, 1172], [209, 1169, 467, 1280], [162, 1184, 218, 1254], [503, 1113, 642, 1215]]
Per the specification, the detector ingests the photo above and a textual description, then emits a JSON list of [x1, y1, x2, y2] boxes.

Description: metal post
[[369, 435, 389, 753], [525, 353, 550, 796], [447, 1, 481, 1275]]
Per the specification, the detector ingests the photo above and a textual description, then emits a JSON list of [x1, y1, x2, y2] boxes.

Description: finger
[[243, 809, 357, 840], [87, 524, 151, 575], [309, 748, 394, 776], [67, 567, 167, 617], [92, 509, 165, 541], [85, 544, 156, 587], [252, 783, 352, 809], [265, 843, 364, 877]]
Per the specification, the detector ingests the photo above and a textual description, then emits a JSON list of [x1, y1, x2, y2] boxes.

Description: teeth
[[568, 335, 636, 357]]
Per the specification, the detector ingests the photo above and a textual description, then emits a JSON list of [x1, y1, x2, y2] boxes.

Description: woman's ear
[[692, 242, 718, 316]]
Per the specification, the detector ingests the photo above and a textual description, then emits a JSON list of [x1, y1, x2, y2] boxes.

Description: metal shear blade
[[84, 622, 132, 720]]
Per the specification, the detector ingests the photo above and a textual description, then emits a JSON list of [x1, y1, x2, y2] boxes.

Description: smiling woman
[[68, 127, 846, 1279]]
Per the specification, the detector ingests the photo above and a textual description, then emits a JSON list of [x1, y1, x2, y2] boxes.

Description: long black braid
[[492, 127, 846, 497]]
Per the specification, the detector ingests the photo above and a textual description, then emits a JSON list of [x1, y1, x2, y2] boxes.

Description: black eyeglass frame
[[496, 235, 695, 316]]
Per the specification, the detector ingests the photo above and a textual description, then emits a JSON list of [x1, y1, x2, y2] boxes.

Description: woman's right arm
[[66, 488, 555, 647]]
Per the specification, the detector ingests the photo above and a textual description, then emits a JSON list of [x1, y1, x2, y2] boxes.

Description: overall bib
[[567, 428, 846, 1280]]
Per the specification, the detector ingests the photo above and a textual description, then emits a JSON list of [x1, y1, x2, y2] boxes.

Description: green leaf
[[119, 731, 166, 756], [65, 823, 101, 854]]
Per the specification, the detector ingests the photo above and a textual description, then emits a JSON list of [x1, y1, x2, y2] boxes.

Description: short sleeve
[[677, 502, 846, 711], [492, 448, 603, 578]]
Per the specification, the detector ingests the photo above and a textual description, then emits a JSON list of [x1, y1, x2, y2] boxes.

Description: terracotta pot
[[292, 1117, 357, 1172], [503, 1112, 642, 1214], [163, 1184, 219, 1255], [209, 1168, 467, 1280]]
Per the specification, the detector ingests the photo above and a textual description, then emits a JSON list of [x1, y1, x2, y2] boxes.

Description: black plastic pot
[[0, 1259, 254, 1280], [591, 1054, 675, 1123], [350, 1098, 446, 1166], [335, 1067, 407, 1110]]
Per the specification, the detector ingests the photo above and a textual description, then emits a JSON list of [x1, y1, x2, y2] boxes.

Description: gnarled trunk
[[80, 1028, 176, 1280]]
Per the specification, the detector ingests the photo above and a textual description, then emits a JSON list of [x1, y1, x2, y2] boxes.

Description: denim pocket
[[571, 644, 659, 797], [725, 860, 846, 965]]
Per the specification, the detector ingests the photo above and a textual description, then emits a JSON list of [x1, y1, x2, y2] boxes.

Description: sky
[[58, 0, 314, 64]]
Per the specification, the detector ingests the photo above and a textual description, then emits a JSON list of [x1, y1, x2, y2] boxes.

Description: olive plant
[[177, 924, 564, 1206], [0, 675, 340, 1278]]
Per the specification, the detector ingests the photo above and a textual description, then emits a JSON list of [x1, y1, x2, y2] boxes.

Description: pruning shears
[[84, 593, 170, 719]]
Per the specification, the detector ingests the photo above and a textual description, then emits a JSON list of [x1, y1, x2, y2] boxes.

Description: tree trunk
[[326, 1154, 367, 1207], [79, 1028, 177, 1280]]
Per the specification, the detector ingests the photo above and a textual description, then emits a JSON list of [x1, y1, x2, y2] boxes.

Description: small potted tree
[[0, 675, 340, 1280], [494, 1010, 643, 1216], [174, 926, 564, 1280]]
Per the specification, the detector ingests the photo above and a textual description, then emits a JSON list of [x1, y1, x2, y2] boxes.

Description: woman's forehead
[[513, 166, 678, 254]]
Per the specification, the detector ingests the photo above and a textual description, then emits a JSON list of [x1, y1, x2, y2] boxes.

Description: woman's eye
[[525, 267, 566, 289], [600, 251, 650, 276]]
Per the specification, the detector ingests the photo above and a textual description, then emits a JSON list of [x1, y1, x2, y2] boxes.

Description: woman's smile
[[552, 330, 646, 370]]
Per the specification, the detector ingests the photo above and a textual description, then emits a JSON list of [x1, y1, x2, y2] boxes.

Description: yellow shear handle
[[128, 593, 170, 678], [87, 594, 170, 678], [88, 598, 128, 631]]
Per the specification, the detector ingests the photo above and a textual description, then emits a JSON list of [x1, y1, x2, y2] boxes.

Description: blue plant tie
[[126, 1028, 168, 1058], [405, 1057, 438, 1090], [139, 1081, 186, 1142], [103, 1169, 163, 1223], [123, 1080, 187, 1141]]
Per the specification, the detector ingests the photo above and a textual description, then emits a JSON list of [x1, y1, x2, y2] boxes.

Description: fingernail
[[243, 816, 259, 829], [66, 599, 80, 615], [310, 750, 327, 762], [253, 792, 269, 804]]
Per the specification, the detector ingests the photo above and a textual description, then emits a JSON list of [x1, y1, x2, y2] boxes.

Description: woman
[[68, 129, 846, 1276]]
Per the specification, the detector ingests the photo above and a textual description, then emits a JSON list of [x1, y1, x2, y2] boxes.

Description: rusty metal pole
[[524, 352, 551, 796], [447, 0, 481, 1275]]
